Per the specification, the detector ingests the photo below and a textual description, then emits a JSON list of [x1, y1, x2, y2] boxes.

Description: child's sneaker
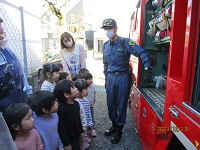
[[91, 129, 97, 137], [84, 143, 89, 149], [85, 137, 91, 143]]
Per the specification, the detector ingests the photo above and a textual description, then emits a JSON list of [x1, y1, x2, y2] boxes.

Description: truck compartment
[[139, 0, 170, 119], [141, 88, 165, 118]]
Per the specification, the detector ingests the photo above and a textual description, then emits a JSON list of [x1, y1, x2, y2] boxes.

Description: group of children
[[2, 62, 96, 150]]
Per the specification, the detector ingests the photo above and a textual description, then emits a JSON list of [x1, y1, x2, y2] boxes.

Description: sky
[[6, 0, 137, 37], [83, 0, 137, 36]]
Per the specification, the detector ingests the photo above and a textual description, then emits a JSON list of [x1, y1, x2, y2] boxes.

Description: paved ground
[[85, 51, 142, 150]]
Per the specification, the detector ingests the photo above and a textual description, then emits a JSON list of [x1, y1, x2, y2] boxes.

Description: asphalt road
[[86, 51, 142, 150]]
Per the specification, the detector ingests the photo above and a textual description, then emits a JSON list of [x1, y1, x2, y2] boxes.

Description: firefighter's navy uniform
[[102, 18, 151, 144], [103, 37, 151, 126]]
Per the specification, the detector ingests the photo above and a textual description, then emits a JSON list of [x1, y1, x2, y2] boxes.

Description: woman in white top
[[60, 32, 86, 78]]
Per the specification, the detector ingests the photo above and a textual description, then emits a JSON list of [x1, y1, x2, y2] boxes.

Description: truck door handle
[[169, 106, 179, 119]]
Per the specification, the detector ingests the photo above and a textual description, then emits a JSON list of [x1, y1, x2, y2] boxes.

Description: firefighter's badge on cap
[[129, 40, 135, 46], [101, 18, 117, 29]]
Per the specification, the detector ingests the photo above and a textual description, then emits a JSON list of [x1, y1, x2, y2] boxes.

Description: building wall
[[94, 30, 107, 52], [66, 1, 83, 24]]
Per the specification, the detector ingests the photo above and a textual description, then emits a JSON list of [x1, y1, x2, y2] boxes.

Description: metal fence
[[0, 0, 63, 75]]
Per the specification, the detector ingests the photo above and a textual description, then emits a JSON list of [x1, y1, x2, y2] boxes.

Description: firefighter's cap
[[101, 18, 117, 29]]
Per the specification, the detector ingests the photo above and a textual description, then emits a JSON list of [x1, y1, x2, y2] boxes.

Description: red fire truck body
[[129, 0, 200, 149]]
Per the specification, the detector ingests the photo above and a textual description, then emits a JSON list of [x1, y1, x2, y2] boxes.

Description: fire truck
[[129, 0, 200, 149]]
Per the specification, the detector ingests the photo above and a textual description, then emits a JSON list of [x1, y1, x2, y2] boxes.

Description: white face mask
[[64, 41, 73, 47], [105, 29, 115, 39], [63, 38, 73, 48], [0, 37, 8, 49]]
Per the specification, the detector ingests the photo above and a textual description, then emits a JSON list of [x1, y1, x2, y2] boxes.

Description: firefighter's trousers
[[106, 72, 131, 126]]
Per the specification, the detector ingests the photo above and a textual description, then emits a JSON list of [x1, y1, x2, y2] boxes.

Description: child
[[79, 68, 89, 75], [57, 63, 64, 72], [79, 99, 90, 150], [28, 90, 64, 150], [74, 79, 97, 137], [3, 103, 43, 150], [72, 73, 85, 81], [71, 72, 90, 149], [40, 62, 60, 92], [54, 79, 84, 150], [58, 72, 70, 81], [84, 72, 96, 125]]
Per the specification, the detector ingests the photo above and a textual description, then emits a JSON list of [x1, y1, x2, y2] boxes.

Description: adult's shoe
[[111, 128, 122, 144], [104, 126, 116, 136]]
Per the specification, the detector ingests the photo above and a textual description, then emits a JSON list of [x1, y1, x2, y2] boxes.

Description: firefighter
[[101, 18, 152, 144]]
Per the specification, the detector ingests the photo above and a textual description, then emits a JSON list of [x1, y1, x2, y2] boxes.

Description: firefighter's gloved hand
[[144, 67, 152, 84]]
